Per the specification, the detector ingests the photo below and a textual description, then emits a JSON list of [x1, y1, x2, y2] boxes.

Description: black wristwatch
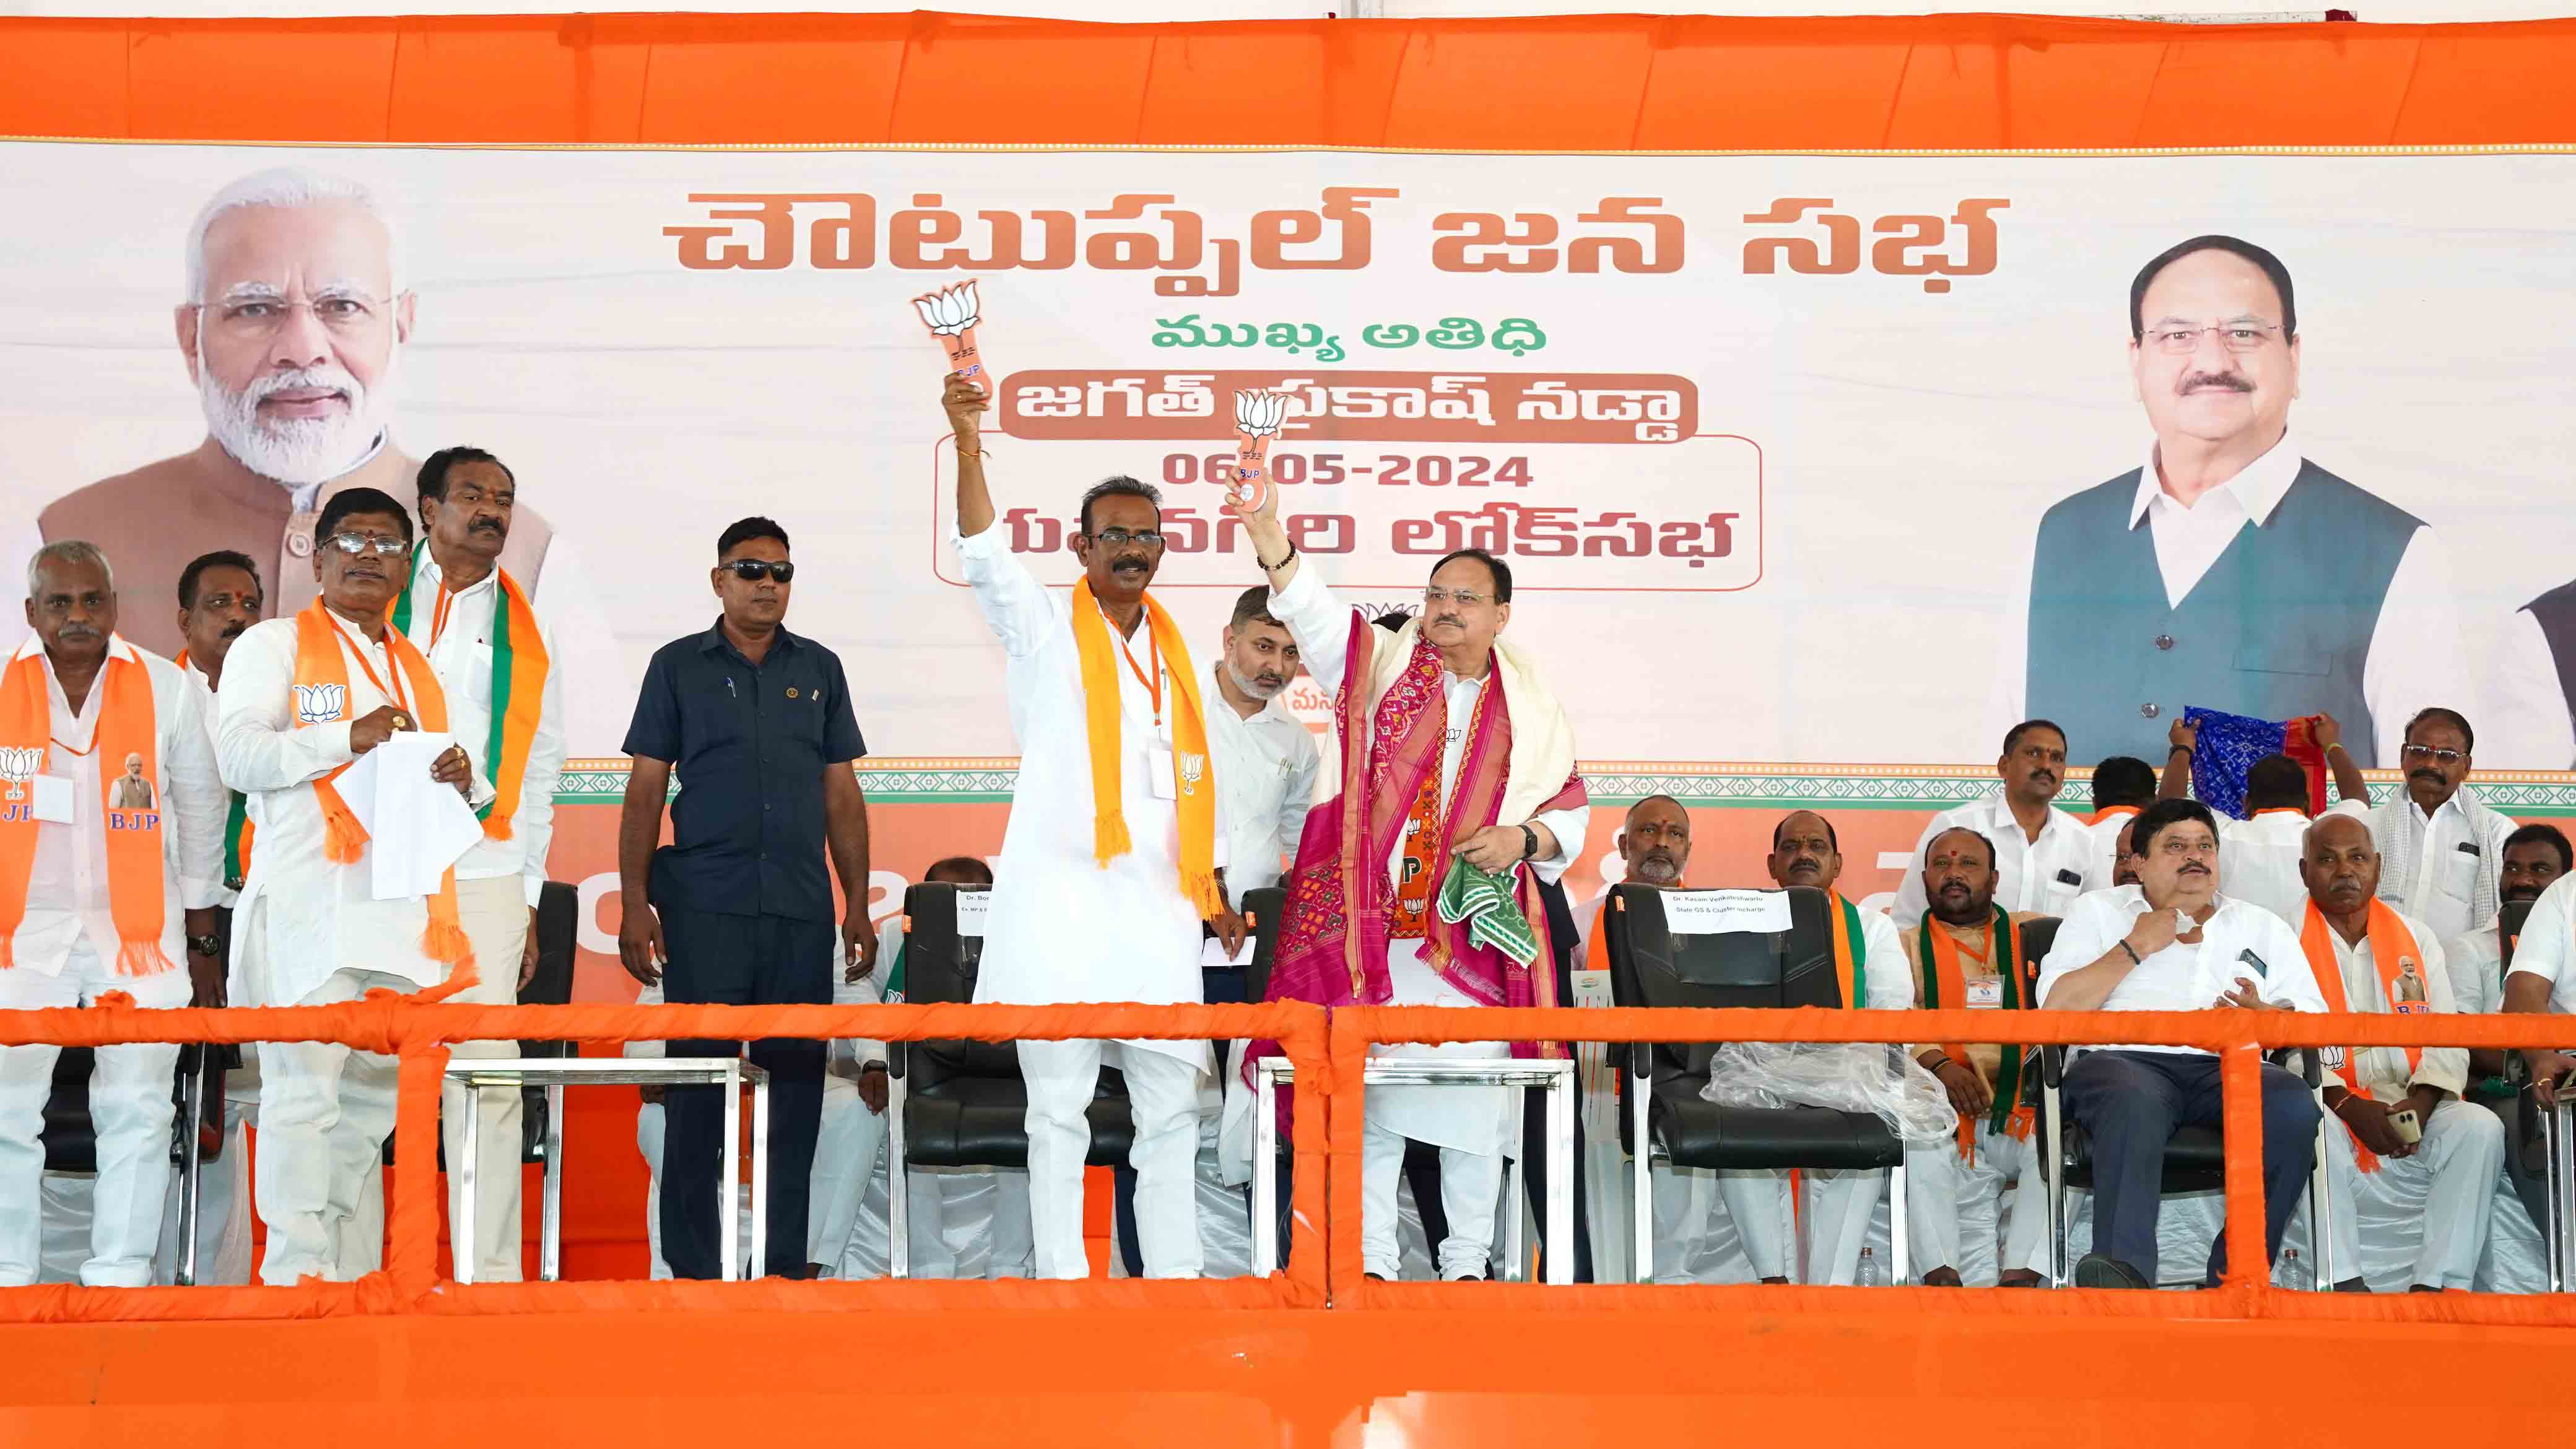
[[1520, 824, 1539, 860], [186, 933, 223, 959]]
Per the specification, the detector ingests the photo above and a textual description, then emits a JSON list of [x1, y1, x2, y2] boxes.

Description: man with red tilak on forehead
[[1237, 469, 1587, 1282]]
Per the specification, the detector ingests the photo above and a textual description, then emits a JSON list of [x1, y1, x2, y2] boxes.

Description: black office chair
[[1603, 884, 1909, 1284], [2029, 915, 2334, 1288], [886, 881, 1133, 1277]]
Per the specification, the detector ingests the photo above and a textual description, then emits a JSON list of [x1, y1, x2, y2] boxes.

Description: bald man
[[1694, 811, 1913, 1285]]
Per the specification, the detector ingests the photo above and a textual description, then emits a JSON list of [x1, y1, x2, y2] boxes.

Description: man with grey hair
[[0, 540, 225, 1286], [22, 166, 570, 663]]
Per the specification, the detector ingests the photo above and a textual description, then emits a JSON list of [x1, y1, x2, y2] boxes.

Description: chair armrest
[[2040, 1043, 2066, 1089], [889, 1039, 908, 1081]]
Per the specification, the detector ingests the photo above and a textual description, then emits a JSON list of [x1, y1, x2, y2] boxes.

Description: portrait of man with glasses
[[1999, 232, 2467, 768], [19, 165, 596, 669]]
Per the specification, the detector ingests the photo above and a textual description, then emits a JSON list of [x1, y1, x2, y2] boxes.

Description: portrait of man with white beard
[[24, 166, 571, 659]]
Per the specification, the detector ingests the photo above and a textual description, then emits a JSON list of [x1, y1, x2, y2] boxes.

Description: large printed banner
[[3, 141, 2572, 991]]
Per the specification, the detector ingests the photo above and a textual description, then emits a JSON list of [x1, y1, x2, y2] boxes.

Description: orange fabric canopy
[[2, 11, 2573, 150]]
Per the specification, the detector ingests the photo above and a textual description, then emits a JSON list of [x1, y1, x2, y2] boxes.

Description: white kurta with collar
[[1892, 790, 2102, 930], [403, 550, 568, 908], [1203, 676, 1319, 903]]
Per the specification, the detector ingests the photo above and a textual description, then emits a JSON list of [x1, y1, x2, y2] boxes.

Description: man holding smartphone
[[2292, 813, 2505, 1292], [2036, 798, 2331, 1289]]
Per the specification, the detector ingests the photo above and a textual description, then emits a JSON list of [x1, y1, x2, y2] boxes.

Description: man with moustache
[[2447, 824, 2570, 1246], [940, 375, 1245, 1281], [2327, 709, 2517, 946], [2040, 799, 2331, 1289], [0, 542, 225, 1286], [1903, 827, 2049, 1287], [214, 487, 485, 1283], [391, 445, 568, 1282], [2001, 235, 2465, 765], [2082, 755, 2159, 890], [617, 515, 872, 1281], [16, 167, 607, 678], [1708, 810, 1914, 1284], [1894, 721, 2102, 929], [2292, 812, 2503, 1293], [1239, 437, 1587, 1284]]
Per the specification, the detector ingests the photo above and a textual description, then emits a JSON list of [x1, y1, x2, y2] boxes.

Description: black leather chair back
[[1239, 886, 1286, 1004], [903, 882, 1017, 1082], [1608, 884, 1837, 1078], [38, 1048, 100, 1173], [2501, 898, 2534, 970]]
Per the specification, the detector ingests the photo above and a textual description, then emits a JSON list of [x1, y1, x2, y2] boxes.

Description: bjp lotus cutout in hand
[[1225, 389, 1289, 516]]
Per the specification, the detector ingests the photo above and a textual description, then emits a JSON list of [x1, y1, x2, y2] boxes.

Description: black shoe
[[2074, 1253, 2151, 1289]]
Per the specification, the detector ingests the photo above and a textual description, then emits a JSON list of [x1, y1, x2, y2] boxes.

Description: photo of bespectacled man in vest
[[1999, 235, 2467, 770]]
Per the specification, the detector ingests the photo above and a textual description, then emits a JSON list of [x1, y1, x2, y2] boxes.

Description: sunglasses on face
[[324, 534, 410, 557], [724, 559, 796, 583]]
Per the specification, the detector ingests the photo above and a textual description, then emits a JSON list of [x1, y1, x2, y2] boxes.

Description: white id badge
[[1967, 978, 2004, 1007], [30, 775, 75, 824], [1148, 746, 1177, 800]]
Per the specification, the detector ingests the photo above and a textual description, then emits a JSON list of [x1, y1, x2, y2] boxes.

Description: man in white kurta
[[399, 447, 568, 1282], [1892, 723, 2103, 929], [217, 489, 489, 1284], [2288, 813, 2504, 1292], [2327, 708, 2517, 946], [1258, 552, 1586, 1282], [944, 375, 1239, 1280], [0, 544, 225, 1286]]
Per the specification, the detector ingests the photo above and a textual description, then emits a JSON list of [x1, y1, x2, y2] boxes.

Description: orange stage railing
[[2, 996, 2574, 1322]]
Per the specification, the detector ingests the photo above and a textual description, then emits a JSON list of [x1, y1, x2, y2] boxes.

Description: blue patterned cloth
[[2185, 706, 2285, 820]]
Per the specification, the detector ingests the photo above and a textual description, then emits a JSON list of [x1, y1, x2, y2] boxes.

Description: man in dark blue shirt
[[617, 515, 873, 1279]]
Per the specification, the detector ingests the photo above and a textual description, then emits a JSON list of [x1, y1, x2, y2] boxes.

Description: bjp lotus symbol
[[294, 682, 347, 726], [913, 282, 993, 393], [0, 746, 38, 800], [1224, 389, 1291, 516]]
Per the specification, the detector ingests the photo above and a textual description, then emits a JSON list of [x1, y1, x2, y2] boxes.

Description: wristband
[[2325, 741, 2348, 759], [1520, 824, 1540, 860], [1258, 539, 1299, 573], [2169, 746, 2191, 758], [2117, 939, 2142, 966]]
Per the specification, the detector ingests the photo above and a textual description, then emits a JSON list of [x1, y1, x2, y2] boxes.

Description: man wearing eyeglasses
[[14, 166, 601, 675], [616, 515, 872, 1280], [393, 445, 570, 1283], [2325, 708, 2518, 945], [1999, 234, 2467, 770], [214, 485, 487, 1284], [1236, 464, 1588, 1282], [940, 374, 1248, 1281]]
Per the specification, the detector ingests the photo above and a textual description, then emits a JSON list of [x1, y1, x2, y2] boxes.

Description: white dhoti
[[0, 940, 190, 1287], [1715, 1165, 1885, 1284], [2291, 1100, 2504, 1292], [1362, 941, 1512, 1281], [1905, 1127, 2048, 1285]]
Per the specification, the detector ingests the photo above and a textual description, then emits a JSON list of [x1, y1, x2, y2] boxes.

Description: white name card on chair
[[1658, 890, 1793, 936], [954, 889, 990, 938]]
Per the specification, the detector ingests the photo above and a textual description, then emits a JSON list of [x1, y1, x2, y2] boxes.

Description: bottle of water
[[2277, 1247, 2312, 1292], [1856, 1246, 1883, 1287]]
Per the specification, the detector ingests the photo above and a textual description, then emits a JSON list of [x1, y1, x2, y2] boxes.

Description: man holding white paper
[[215, 485, 488, 1285]]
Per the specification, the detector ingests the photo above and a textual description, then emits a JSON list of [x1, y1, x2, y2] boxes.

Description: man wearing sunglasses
[[942, 373, 1248, 1281], [1999, 233, 2466, 770], [616, 515, 872, 1280], [2325, 707, 2519, 946]]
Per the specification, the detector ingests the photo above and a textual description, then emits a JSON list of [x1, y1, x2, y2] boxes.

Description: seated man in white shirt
[[2445, 824, 2570, 1250], [2506, 873, 2576, 1110], [2292, 813, 2503, 1292], [1894, 720, 2102, 929], [2039, 798, 2331, 1289]]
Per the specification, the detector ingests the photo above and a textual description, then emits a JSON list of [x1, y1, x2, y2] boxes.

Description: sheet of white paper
[[1659, 889, 1796, 936], [954, 888, 990, 938], [361, 732, 483, 902], [1199, 934, 1256, 967]]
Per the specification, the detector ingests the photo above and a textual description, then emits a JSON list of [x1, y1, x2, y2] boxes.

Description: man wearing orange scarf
[[398, 446, 568, 1284], [0, 542, 225, 1287], [2292, 812, 2504, 1292], [944, 375, 1247, 1280], [214, 487, 486, 1285]]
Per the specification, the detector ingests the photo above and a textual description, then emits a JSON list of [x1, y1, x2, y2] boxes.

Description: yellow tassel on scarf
[[1068, 578, 1222, 920]]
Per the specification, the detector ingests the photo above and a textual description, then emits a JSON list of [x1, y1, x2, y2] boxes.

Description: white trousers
[[1362, 1117, 1503, 1279], [1021, 1039, 1204, 1279], [1718, 1166, 1885, 1284], [440, 876, 529, 1282], [250, 959, 408, 1286], [2292, 1099, 2505, 1292], [0, 942, 189, 1286], [1905, 1128, 2048, 1284]]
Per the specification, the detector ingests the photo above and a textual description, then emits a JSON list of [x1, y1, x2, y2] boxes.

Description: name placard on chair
[[1658, 890, 1793, 936], [953, 889, 989, 938]]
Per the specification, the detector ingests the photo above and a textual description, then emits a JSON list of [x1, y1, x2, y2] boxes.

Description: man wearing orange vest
[[1901, 826, 2048, 1287], [2292, 812, 2505, 1292], [394, 446, 567, 1283], [215, 485, 487, 1284], [0, 541, 227, 1286]]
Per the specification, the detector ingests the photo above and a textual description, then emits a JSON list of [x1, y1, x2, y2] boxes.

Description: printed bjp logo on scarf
[[0, 746, 38, 799], [294, 682, 347, 726]]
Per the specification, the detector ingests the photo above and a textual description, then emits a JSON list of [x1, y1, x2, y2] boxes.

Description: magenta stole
[[1253, 612, 1587, 1073]]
